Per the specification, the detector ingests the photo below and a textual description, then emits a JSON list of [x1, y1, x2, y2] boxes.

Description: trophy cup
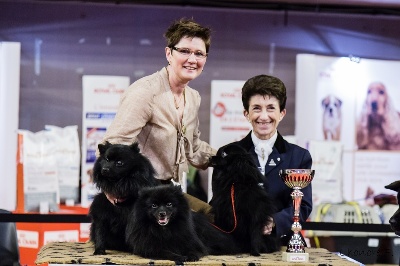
[[279, 169, 314, 262]]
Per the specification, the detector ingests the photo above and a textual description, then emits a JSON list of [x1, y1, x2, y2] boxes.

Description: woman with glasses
[[100, 18, 216, 213]]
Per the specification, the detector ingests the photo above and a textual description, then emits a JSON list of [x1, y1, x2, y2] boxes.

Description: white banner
[[208, 80, 251, 200], [0, 42, 20, 211], [81, 75, 129, 207]]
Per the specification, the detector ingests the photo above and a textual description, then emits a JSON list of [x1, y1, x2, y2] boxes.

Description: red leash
[[210, 184, 237, 234]]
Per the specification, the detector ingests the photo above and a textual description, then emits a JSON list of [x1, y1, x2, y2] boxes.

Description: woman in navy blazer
[[212, 74, 312, 246]]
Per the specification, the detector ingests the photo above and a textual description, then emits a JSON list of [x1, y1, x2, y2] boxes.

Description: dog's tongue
[[158, 217, 169, 226]]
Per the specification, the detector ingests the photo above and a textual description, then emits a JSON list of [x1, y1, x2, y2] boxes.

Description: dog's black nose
[[159, 211, 166, 218], [101, 167, 110, 175], [371, 101, 378, 112]]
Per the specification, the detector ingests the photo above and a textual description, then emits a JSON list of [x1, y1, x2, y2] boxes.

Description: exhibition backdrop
[[296, 54, 400, 204]]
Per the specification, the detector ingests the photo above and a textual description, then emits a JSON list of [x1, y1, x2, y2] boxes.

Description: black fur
[[89, 141, 160, 255], [125, 185, 208, 262], [192, 211, 241, 255], [209, 143, 279, 256], [385, 180, 400, 235]]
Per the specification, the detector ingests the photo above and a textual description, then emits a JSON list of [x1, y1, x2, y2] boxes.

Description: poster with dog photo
[[353, 58, 400, 202], [296, 54, 400, 203]]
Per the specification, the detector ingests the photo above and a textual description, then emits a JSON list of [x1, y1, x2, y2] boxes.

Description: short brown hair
[[241, 75, 287, 111], [164, 18, 212, 52]]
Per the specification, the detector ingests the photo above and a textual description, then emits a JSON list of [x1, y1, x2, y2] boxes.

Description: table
[[36, 241, 361, 265]]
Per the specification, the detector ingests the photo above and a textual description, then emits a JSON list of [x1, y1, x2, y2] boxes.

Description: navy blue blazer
[[217, 131, 313, 239]]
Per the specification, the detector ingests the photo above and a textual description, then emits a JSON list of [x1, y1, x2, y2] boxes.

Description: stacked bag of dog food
[[16, 125, 80, 213]]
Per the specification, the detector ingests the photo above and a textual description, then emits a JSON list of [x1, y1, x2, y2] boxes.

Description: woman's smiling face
[[166, 36, 207, 83], [244, 94, 286, 140]]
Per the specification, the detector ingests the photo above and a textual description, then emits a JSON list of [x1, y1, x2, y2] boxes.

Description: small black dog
[[125, 185, 208, 262], [209, 143, 279, 256], [89, 141, 160, 255], [385, 180, 400, 235]]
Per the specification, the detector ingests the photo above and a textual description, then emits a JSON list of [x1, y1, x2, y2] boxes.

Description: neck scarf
[[251, 131, 277, 174]]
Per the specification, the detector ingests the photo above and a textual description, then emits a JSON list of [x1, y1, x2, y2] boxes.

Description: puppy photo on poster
[[321, 94, 343, 141]]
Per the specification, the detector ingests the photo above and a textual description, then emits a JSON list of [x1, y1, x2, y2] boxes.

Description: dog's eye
[[105, 157, 109, 162], [379, 89, 385, 95], [152, 204, 157, 208], [116, 161, 124, 167], [166, 203, 172, 207]]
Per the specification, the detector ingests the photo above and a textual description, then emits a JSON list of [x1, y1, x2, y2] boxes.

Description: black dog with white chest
[[385, 180, 400, 235], [209, 143, 279, 256], [89, 141, 160, 255]]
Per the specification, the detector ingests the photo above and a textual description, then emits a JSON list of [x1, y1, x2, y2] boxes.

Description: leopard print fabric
[[36, 241, 358, 265]]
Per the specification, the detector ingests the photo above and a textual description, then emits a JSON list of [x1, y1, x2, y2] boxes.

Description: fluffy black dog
[[125, 185, 208, 262], [209, 143, 279, 256], [385, 180, 400, 235], [89, 141, 160, 255]]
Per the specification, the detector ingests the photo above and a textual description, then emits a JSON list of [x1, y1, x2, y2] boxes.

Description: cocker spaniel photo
[[356, 82, 400, 150]]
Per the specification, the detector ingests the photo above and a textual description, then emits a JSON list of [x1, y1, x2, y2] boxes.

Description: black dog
[[209, 143, 279, 256], [192, 210, 241, 256], [125, 185, 208, 262], [89, 141, 160, 255], [385, 180, 400, 235]]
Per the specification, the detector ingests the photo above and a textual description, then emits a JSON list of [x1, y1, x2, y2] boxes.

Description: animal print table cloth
[[35, 241, 359, 265]]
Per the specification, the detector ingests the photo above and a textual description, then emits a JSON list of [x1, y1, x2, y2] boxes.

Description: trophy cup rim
[[279, 169, 314, 189], [279, 169, 315, 175]]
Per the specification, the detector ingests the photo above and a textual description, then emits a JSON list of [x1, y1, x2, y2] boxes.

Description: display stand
[[16, 205, 90, 265]]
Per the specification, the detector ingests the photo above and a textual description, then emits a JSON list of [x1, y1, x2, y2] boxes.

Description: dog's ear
[[385, 180, 400, 192], [130, 142, 140, 153], [209, 155, 226, 167], [98, 141, 111, 155], [211, 144, 247, 167], [321, 97, 328, 107], [170, 185, 184, 196], [221, 143, 248, 156]]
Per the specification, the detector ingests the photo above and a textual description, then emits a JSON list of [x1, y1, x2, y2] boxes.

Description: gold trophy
[[279, 169, 314, 262]]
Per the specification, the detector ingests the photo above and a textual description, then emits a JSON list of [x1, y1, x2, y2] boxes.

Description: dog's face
[[322, 95, 342, 119], [385, 180, 400, 234], [365, 82, 387, 116], [93, 141, 158, 204], [137, 185, 187, 226], [211, 144, 263, 190]]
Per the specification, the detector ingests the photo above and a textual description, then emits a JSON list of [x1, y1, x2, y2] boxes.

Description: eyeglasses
[[171, 46, 208, 59]]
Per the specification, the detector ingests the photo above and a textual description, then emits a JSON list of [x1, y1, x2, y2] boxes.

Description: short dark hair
[[164, 18, 212, 52], [241, 75, 287, 111]]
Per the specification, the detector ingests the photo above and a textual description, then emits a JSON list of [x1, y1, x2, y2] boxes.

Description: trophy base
[[282, 251, 309, 262]]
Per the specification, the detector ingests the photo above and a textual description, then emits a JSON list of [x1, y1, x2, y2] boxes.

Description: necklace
[[173, 90, 185, 109], [166, 67, 185, 110]]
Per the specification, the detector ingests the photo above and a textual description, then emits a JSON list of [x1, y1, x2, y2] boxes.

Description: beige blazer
[[102, 67, 216, 182]]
